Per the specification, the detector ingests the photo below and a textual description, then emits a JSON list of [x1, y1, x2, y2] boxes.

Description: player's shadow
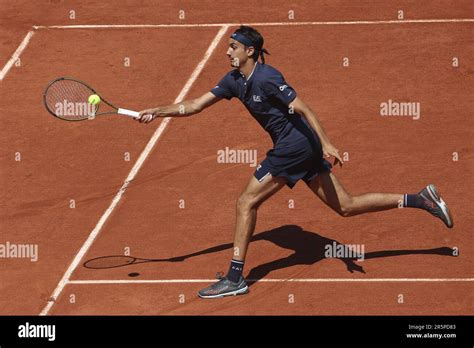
[[244, 225, 455, 286], [83, 225, 456, 286]]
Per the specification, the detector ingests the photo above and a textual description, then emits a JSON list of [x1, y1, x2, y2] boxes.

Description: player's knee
[[338, 207, 351, 217], [236, 194, 258, 212], [338, 198, 354, 217]]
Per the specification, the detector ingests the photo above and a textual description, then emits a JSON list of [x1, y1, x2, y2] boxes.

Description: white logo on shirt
[[213, 85, 219, 89], [279, 84, 288, 91], [253, 95, 262, 102]]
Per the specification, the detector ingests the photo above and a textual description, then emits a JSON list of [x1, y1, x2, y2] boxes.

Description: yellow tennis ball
[[88, 94, 101, 105]]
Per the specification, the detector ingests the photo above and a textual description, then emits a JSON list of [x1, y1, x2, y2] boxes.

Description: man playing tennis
[[138, 26, 453, 299]]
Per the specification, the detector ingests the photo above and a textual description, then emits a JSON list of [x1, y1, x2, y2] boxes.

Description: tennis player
[[138, 26, 453, 299]]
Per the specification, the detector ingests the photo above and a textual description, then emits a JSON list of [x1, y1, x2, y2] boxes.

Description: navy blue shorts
[[254, 139, 332, 189]]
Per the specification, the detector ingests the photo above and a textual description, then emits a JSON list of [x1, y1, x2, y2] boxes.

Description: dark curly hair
[[233, 25, 269, 63]]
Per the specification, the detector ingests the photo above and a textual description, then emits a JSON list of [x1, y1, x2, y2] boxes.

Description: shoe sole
[[198, 285, 249, 299], [426, 184, 453, 228]]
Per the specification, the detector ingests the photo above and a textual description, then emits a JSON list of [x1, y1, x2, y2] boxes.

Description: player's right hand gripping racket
[[43, 77, 139, 121]]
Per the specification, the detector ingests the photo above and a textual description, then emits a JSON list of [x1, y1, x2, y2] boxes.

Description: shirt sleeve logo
[[279, 84, 288, 91], [252, 95, 262, 102]]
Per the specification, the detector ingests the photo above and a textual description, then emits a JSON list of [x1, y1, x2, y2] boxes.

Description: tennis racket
[[43, 77, 140, 121]]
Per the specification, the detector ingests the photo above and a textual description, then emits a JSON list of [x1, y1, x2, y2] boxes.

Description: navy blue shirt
[[211, 63, 320, 150]]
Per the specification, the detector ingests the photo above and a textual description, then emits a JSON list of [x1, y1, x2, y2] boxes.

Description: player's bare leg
[[308, 171, 453, 227], [232, 174, 286, 261], [308, 171, 402, 216], [198, 174, 286, 298]]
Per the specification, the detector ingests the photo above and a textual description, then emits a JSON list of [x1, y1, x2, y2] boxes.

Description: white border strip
[[0, 30, 35, 81], [33, 19, 474, 30], [39, 24, 229, 316], [68, 278, 474, 284]]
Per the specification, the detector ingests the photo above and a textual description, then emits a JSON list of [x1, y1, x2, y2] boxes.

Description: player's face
[[227, 39, 253, 68]]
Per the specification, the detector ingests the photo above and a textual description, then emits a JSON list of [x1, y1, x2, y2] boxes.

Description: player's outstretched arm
[[289, 97, 343, 167], [137, 92, 221, 123]]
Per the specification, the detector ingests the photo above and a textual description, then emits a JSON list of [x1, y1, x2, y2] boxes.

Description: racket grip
[[118, 108, 140, 118]]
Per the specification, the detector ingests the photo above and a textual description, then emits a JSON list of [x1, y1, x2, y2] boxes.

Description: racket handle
[[118, 108, 140, 118]]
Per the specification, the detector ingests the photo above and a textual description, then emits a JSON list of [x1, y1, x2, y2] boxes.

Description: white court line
[[0, 30, 35, 81], [68, 278, 474, 284], [39, 24, 230, 316], [33, 18, 474, 30]]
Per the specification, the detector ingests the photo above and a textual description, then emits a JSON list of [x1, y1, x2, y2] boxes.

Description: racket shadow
[[83, 255, 159, 269], [82, 242, 233, 269]]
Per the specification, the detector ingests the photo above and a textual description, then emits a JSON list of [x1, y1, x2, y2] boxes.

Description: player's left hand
[[322, 143, 343, 167]]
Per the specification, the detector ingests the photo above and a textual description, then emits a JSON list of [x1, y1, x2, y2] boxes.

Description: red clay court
[[0, 1, 473, 316]]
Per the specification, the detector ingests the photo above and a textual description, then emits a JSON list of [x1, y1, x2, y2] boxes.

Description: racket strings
[[45, 79, 98, 120]]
